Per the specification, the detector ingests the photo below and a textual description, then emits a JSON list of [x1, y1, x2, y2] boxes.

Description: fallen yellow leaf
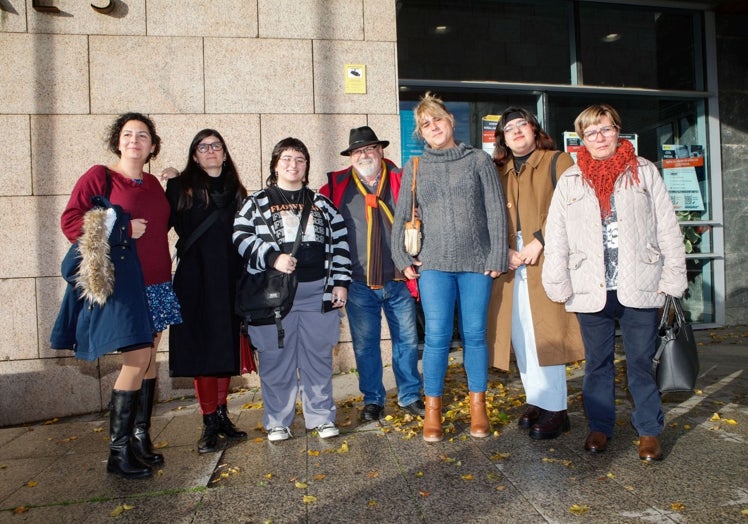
[[313, 474, 326, 481], [542, 457, 573, 467], [302, 495, 317, 504], [368, 500, 377, 506], [295, 481, 308, 489], [670, 502, 685, 511], [569, 504, 590, 515], [308, 450, 320, 456], [26, 481, 38, 488], [338, 441, 349, 453], [461, 474, 474, 481], [13, 507, 28, 514], [110, 504, 134, 517], [710, 413, 721, 421]]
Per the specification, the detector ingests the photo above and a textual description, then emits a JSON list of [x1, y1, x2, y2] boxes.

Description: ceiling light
[[602, 33, 621, 43]]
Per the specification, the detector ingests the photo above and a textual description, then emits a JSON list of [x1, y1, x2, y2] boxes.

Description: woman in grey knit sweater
[[392, 92, 509, 442]]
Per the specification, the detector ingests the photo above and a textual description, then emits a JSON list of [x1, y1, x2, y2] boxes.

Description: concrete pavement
[[1, 326, 746, 523]]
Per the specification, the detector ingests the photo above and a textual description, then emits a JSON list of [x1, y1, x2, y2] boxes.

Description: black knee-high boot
[[107, 389, 152, 479], [132, 378, 164, 466]]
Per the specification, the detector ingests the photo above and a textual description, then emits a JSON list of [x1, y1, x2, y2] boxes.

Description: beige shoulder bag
[[403, 157, 422, 256]]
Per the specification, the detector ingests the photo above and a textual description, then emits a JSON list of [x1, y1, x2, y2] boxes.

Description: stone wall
[[716, 11, 748, 325], [0, 0, 400, 427]]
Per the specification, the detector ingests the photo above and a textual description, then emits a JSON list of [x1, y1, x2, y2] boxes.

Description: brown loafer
[[518, 405, 543, 429], [638, 436, 663, 461], [584, 431, 608, 453]]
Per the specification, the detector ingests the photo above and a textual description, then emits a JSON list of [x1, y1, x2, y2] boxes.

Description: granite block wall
[[717, 12, 748, 325], [0, 0, 399, 426]]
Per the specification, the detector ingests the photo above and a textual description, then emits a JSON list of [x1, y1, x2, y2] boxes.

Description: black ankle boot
[[529, 410, 571, 440], [198, 412, 220, 454], [216, 404, 247, 439], [132, 378, 164, 466], [107, 389, 152, 479]]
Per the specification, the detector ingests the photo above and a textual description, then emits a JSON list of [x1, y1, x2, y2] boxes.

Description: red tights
[[194, 376, 232, 415]]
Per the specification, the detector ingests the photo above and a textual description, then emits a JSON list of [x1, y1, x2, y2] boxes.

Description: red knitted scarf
[[577, 138, 639, 218]]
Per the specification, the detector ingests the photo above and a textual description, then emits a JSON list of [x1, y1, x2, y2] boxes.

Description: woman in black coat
[[165, 129, 248, 453]]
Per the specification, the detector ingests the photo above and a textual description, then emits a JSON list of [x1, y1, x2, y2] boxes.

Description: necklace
[[277, 186, 304, 207]]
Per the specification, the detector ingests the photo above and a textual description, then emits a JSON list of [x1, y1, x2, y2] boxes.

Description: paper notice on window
[[482, 115, 500, 155], [661, 145, 705, 212]]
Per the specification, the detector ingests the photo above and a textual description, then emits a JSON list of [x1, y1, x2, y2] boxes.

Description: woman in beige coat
[[488, 107, 584, 441], [542, 104, 686, 461]]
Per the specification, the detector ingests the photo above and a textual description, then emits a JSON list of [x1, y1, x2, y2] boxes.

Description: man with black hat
[[320, 126, 424, 421]]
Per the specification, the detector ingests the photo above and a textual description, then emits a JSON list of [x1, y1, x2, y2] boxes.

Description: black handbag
[[235, 188, 312, 347], [652, 295, 699, 393]]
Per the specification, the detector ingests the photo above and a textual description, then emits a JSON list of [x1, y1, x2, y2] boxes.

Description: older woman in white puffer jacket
[[542, 104, 686, 462]]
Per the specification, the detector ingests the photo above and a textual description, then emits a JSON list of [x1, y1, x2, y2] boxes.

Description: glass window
[[577, 3, 700, 90], [396, 0, 571, 84], [396, 1, 720, 326]]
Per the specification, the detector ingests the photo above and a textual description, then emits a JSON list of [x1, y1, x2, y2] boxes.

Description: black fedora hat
[[340, 126, 389, 156]]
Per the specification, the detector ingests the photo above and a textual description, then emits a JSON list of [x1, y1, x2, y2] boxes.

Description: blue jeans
[[576, 290, 662, 437], [345, 280, 422, 407], [418, 270, 492, 396]]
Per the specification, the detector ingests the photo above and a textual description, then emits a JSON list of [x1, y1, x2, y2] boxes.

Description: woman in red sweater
[[61, 113, 181, 479]]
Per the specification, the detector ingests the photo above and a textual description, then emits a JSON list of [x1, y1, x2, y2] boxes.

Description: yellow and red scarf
[[351, 161, 395, 288]]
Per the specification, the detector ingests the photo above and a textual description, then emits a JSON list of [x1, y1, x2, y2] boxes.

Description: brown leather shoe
[[584, 431, 608, 453], [529, 410, 570, 440], [518, 405, 543, 429], [638, 436, 663, 461]]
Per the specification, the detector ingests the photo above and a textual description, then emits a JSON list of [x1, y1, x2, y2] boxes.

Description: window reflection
[[578, 3, 699, 90]]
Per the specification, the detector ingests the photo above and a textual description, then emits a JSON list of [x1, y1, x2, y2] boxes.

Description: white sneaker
[[267, 426, 292, 442], [316, 422, 339, 439]]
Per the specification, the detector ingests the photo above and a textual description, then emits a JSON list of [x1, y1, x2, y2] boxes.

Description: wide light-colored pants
[[512, 231, 568, 412], [249, 278, 340, 430]]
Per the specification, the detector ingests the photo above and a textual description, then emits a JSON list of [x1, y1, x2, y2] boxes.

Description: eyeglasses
[[196, 142, 224, 153], [503, 120, 529, 134], [582, 125, 618, 141], [279, 155, 307, 165], [351, 145, 379, 157]]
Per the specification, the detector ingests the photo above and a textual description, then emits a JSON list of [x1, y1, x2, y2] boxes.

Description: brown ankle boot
[[469, 391, 489, 438], [423, 396, 443, 442]]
